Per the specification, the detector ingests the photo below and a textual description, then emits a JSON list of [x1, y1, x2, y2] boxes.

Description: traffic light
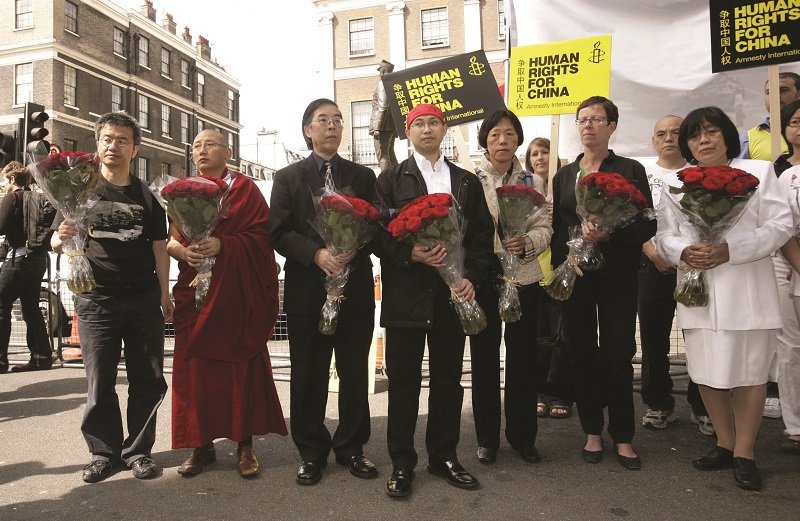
[[0, 130, 17, 168], [24, 102, 50, 163]]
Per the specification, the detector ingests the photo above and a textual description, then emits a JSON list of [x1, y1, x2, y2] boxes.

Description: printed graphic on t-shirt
[[87, 201, 144, 241]]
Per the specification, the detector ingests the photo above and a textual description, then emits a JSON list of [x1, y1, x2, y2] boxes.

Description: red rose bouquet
[[495, 184, 548, 322], [312, 192, 379, 335], [666, 165, 760, 306], [388, 193, 487, 335], [161, 175, 230, 309], [547, 171, 650, 301], [28, 151, 101, 293]]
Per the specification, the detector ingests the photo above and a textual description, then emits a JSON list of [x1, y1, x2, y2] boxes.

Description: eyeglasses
[[99, 137, 132, 148], [192, 141, 226, 151], [314, 116, 344, 127], [410, 119, 443, 130], [575, 116, 608, 126], [789, 118, 800, 128], [688, 128, 722, 141], [654, 129, 680, 139]]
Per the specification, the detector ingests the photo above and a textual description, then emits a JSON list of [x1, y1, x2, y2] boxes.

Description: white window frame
[[228, 132, 235, 160], [196, 73, 205, 106], [111, 84, 122, 112], [421, 7, 449, 48], [113, 27, 125, 56], [65, 1, 78, 34], [138, 35, 149, 68], [498, 0, 506, 40], [228, 90, 235, 120], [160, 47, 171, 77], [180, 112, 189, 144], [180, 59, 190, 88], [350, 100, 375, 164], [64, 65, 77, 107], [161, 104, 171, 137], [348, 17, 375, 57], [137, 157, 149, 180], [138, 94, 149, 129], [15, 0, 33, 30], [15, 63, 33, 105]]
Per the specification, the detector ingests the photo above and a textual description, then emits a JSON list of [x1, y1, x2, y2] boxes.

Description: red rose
[[405, 216, 423, 233], [678, 167, 704, 185], [725, 175, 759, 195], [421, 207, 434, 221], [431, 205, 449, 219], [700, 176, 726, 191]]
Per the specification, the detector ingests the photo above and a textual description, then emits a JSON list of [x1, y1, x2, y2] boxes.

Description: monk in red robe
[[167, 129, 287, 478]]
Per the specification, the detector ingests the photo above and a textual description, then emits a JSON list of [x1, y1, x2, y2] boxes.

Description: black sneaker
[[11, 359, 53, 372]]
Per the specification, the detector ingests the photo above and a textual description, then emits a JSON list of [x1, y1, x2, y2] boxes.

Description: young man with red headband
[[373, 104, 494, 498]]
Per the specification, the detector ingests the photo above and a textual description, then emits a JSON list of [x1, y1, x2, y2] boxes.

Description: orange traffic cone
[[62, 311, 82, 359]]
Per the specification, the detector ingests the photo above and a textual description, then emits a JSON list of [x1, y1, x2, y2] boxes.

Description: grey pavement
[[0, 363, 798, 521]]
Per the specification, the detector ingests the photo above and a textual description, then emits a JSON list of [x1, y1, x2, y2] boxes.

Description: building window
[[180, 59, 190, 87], [350, 100, 375, 165], [349, 17, 374, 56], [161, 162, 171, 177], [15, 63, 33, 105], [161, 47, 170, 76], [197, 119, 204, 133], [196, 73, 205, 106], [421, 7, 448, 47], [161, 104, 171, 136], [228, 132, 235, 160], [64, 138, 77, 152], [65, 1, 78, 34], [180, 112, 189, 143], [228, 90, 235, 120], [137, 157, 149, 180], [64, 66, 77, 106], [498, 0, 506, 40], [15, 0, 33, 29], [111, 84, 122, 112], [113, 27, 125, 55], [138, 36, 149, 68], [138, 94, 149, 129]]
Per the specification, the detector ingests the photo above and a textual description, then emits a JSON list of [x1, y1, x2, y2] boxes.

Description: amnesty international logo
[[468, 56, 486, 76], [588, 41, 606, 64]]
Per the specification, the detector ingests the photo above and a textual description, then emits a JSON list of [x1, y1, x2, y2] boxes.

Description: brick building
[[0, 0, 241, 180], [312, 0, 507, 167]]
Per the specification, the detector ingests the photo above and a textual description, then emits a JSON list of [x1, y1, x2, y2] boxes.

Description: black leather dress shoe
[[337, 455, 378, 479], [692, 446, 734, 471], [517, 446, 542, 464], [11, 359, 53, 372], [581, 448, 603, 464], [131, 456, 160, 479], [476, 447, 497, 464], [733, 457, 762, 490], [386, 466, 413, 497], [616, 453, 642, 470], [427, 459, 479, 489], [296, 460, 325, 485], [82, 460, 116, 483]]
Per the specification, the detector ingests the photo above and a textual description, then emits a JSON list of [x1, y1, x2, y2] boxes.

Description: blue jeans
[[0, 252, 50, 371], [75, 285, 167, 465]]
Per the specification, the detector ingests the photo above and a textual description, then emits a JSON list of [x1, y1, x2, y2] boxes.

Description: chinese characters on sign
[[382, 51, 506, 139], [508, 35, 612, 117], [710, 0, 800, 72]]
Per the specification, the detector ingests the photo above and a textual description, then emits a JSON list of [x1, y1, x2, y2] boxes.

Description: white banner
[[508, 0, 795, 160]]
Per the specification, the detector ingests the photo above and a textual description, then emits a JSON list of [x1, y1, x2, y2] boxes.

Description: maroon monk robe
[[171, 170, 287, 448]]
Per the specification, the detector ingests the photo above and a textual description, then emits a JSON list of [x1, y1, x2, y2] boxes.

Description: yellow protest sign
[[509, 35, 612, 116]]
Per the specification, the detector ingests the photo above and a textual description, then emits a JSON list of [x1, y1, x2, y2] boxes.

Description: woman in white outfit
[[656, 106, 793, 491]]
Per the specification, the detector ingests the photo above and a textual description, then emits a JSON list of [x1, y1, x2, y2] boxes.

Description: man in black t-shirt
[[52, 112, 173, 484]]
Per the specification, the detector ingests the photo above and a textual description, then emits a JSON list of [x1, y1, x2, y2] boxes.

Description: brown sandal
[[549, 404, 571, 418], [536, 402, 547, 417]]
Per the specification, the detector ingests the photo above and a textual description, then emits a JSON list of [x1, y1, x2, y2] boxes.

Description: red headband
[[406, 104, 445, 129]]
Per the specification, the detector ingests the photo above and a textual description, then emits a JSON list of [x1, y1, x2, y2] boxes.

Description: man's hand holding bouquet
[[388, 193, 488, 334]]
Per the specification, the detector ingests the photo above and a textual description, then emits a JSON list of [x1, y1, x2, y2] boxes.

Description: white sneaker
[[642, 408, 677, 429], [763, 397, 782, 419], [691, 412, 715, 436]]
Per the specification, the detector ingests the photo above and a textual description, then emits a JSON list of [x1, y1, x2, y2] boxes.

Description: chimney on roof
[[141, 0, 156, 22], [197, 35, 211, 60], [182, 26, 192, 44], [162, 12, 176, 34]]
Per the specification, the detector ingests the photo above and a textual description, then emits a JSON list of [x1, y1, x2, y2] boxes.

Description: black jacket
[[269, 155, 377, 316], [551, 150, 656, 272], [373, 156, 494, 328]]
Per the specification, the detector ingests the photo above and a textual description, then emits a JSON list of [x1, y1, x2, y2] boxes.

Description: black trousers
[[470, 281, 539, 450], [564, 267, 637, 443], [76, 285, 167, 465], [287, 308, 374, 463], [385, 288, 466, 469], [638, 260, 706, 415]]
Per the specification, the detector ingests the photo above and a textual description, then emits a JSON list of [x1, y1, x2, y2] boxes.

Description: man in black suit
[[373, 104, 494, 498], [270, 98, 378, 485]]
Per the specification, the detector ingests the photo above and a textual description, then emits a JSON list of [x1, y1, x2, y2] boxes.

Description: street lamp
[[256, 127, 278, 169]]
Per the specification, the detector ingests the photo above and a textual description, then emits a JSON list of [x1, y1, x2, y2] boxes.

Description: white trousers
[[773, 255, 800, 435]]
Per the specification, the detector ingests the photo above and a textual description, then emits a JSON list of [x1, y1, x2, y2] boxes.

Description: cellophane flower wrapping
[[28, 151, 101, 293], [495, 184, 548, 322], [388, 193, 487, 335], [161, 175, 230, 309], [666, 165, 760, 307], [546, 171, 650, 301], [312, 189, 379, 335], [148, 172, 179, 211]]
